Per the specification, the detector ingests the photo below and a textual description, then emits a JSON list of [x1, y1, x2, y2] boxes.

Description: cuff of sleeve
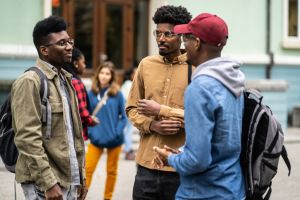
[[168, 154, 176, 169], [38, 173, 58, 192], [159, 105, 170, 117], [144, 118, 153, 133]]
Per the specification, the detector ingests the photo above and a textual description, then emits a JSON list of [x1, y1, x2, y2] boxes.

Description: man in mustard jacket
[[11, 16, 87, 200]]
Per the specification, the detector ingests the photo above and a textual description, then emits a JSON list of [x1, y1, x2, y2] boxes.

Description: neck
[[41, 57, 62, 73], [101, 83, 110, 89], [164, 49, 181, 62], [195, 51, 221, 66]]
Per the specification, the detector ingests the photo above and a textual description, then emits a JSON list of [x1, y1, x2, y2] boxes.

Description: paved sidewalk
[[285, 127, 300, 143], [0, 128, 299, 199]]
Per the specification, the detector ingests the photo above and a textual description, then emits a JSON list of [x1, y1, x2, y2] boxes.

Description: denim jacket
[[168, 57, 246, 200]]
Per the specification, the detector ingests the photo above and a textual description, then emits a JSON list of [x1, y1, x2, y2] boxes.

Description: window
[[283, 0, 300, 48]]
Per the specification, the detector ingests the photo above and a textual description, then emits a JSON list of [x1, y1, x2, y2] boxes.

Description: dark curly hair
[[152, 5, 192, 25], [33, 16, 67, 51]]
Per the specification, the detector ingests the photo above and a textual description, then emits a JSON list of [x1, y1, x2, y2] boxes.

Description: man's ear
[[39, 46, 48, 57], [195, 38, 201, 51]]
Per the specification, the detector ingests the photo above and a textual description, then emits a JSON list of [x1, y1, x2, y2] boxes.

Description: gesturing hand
[[152, 145, 180, 169], [137, 99, 161, 116], [150, 120, 181, 135]]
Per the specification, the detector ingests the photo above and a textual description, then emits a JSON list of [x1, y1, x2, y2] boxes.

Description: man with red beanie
[[154, 13, 246, 200]]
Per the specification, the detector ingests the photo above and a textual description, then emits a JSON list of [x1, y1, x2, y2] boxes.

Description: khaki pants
[[85, 143, 122, 200], [21, 183, 78, 200]]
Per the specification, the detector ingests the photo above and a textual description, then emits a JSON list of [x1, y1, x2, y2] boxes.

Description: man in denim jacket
[[154, 13, 246, 200]]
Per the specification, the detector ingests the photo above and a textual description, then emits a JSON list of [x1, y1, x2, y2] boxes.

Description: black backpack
[[240, 88, 291, 200], [0, 67, 50, 173]]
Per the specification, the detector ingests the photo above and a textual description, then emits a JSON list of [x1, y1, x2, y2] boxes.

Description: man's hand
[[152, 145, 180, 169], [150, 120, 181, 135], [137, 99, 161, 116], [45, 184, 63, 200], [91, 115, 100, 126], [77, 181, 88, 200]]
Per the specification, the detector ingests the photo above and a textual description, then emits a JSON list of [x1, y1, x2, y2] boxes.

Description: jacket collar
[[36, 58, 72, 80], [161, 53, 187, 65]]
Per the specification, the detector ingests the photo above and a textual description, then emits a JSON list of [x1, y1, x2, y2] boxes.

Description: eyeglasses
[[153, 30, 178, 39], [44, 38, 75, 47], [181, 34, 198, 43]]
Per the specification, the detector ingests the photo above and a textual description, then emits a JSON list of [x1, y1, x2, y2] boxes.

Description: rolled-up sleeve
[[12, 75, 57, 191]]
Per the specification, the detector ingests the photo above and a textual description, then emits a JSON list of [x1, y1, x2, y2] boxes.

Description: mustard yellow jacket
[[11, 58, 85, 191], [126, 54, 193, 171]]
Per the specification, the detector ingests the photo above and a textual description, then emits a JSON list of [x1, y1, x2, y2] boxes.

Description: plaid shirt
[[72, 78, 93, 140]]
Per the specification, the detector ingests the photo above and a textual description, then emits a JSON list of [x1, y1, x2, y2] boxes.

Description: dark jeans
[[133, 165, 180, 200]]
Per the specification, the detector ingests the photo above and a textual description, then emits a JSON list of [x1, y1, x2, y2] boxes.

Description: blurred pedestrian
[[154, 13, 246, 200], [121, 67, 137, 160], [64, 47, 99, 141], [126, 5, 192, 200], [85, 62, 127, 200]]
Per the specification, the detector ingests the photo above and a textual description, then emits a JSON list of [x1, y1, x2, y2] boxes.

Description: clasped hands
[[137, 99, 182, 135], [152, 145, 181, 169]]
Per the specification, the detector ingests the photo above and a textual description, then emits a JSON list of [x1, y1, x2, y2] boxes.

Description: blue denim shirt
[[168, 75, 245, 200]]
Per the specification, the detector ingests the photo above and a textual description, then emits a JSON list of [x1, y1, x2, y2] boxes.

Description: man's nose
[[65, 42, 73, 50]]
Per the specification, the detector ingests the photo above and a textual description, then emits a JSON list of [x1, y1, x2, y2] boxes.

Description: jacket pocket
[[48, 102, 64, 138], [170, 85, 185, 108]]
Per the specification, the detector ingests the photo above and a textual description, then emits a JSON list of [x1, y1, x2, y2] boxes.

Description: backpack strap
[[281, 145, 291, 176], [247, 104, 266, 194], [25, 67, 52, 139], [188, 64, 192, 85]]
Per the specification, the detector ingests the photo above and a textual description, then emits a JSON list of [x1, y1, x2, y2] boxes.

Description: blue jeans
[[21, 183, 78, 200], [133, 165, 180, 200]]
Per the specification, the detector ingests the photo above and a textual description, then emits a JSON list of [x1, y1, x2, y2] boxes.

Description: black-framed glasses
[[181, 34, 198, 43], [44, 38, 75, 47], [153, 30, 178, 39]]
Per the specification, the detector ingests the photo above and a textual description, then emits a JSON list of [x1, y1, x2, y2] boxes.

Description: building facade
[[1, 0, 300, 128]]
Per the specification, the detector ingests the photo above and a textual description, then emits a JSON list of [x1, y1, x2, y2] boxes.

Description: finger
[[153, 146, 166, 157], [162, 127, 180, 132], [154, 155, 164, 168], [152, 157, 161, 169], [161, 121, 181, 126], [81, 189, 88, 200], [164, 145, 179, 153]]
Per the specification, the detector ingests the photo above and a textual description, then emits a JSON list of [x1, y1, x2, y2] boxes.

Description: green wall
[[171, 0, 266, 55], [170, 0, 300, 56], [0, 0, 43, 45]]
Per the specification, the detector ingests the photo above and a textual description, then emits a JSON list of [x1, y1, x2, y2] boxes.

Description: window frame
[[283, 0, 300, 48]]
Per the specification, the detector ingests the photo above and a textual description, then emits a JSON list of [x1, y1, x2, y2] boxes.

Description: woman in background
[[64, 47, 99, 140], [86, 61, 127, 200]]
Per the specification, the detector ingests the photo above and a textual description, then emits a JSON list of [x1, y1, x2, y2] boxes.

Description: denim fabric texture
[[168, 74, 245, 200]]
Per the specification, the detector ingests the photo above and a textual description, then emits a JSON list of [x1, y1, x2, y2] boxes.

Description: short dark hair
[[32, 16, 67, 49], [152, 5, 192, 25]]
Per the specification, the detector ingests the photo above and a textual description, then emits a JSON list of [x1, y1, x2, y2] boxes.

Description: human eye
[[157, 31, 162, 37], [57, 40, 67, 46], [165, 31, 176, 38]]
